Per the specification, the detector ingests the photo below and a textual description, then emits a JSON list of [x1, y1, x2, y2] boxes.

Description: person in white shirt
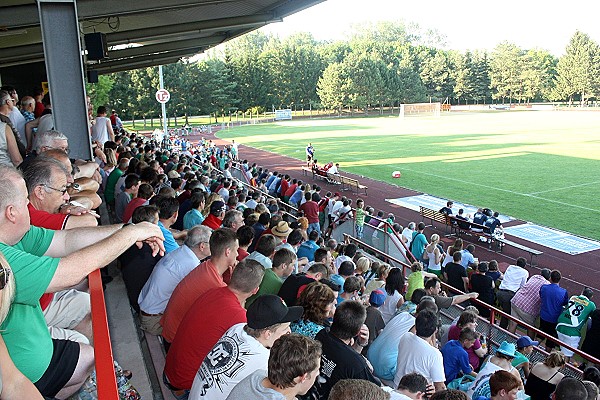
[[497, 257, 529, 329], [137, 226, 211, 326], [90, 106, 114, 146], [327, 193, 341, 227], [189, 295, 303, 400], [387, 372, 431, 400], [328, 163, 339, 175], [393, 310, 446, 393], [2, 86, 26, 142], [402, 222, 416, 248], [225, 334, 321, 400]]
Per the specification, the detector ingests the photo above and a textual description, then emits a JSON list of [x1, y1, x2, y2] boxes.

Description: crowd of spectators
[[0, 93, 598, 400]]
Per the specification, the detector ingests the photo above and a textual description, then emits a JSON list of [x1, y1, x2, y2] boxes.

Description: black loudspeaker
[[87, 70, 99, 83], [84, 32, 109, 61]]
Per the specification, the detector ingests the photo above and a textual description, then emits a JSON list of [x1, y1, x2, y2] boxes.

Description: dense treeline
[[87, 23, 600, 120]]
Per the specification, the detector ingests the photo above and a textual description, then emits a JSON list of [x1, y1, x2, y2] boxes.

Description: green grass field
[[218, 111, 600, 240]]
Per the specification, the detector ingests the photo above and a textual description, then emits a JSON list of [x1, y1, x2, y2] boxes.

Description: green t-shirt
[[511, 351, 529, 369], [104, 167, 124, 203], [355, 208, 365, 226], [556, 295, 596, 337], [245, 269, 283, 308], [0, 226, 59, 382], [406, 271, 424, 300]]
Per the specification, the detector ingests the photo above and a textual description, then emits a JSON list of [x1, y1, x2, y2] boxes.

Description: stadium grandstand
[[0, 1, 599, 399]]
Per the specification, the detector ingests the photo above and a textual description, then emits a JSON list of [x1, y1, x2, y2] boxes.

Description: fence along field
[[218, 110, 600, 241]]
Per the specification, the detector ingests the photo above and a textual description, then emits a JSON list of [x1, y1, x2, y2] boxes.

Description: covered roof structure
[[0, 0, 324, 73], [0, 0, 324, 159]]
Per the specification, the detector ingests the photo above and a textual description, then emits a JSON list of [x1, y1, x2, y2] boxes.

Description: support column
[[38, 0, 92, 160]]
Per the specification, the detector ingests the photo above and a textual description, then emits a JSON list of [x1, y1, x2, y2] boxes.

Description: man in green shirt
[[556, 287, 596, 361], [104, 157, 128, 208], [512, 335, 538, 379], [0, 165, 164, 399], [246, 248, 296, 308]]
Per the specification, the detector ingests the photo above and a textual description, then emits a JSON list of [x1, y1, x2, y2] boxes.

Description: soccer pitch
[[218, 111, 600, 241]]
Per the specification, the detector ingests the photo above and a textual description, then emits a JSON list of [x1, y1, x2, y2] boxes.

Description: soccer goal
[[399, 102, 441, 118]]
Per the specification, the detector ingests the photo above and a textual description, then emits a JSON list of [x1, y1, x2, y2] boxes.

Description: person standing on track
[[306, 143, 315, 167]]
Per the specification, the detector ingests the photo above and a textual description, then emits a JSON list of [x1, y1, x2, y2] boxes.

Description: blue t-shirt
[[289, 188, 303, 205], [297, 240, 319, 262], [410, 232, 428, 260], [441, 340, 472, 383], [158, 221, 179, 253], [540, 283, 569, 323], [183, 208, 205, 230], [460, 250, 475, 268]]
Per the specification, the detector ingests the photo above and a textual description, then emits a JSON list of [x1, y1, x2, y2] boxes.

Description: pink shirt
[[511, 275, 549, 316]]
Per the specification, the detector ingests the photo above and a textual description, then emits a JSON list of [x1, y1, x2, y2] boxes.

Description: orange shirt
[[160, 259, 226, 342]]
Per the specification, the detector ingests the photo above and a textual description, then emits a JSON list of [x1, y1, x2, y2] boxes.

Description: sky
[[259, 0, 600, 56]]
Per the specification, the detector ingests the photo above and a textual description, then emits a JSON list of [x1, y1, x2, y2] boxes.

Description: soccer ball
[[392, 171, 401, 178]]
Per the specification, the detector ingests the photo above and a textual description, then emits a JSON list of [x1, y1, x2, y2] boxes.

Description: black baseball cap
[[246, 295, 304, 329]]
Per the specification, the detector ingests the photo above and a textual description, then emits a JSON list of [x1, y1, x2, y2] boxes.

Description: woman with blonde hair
[[290, 281, 336, 339], [525, 351, 567, 400], [364, 262, 390, 297], [296, 217, 309, 241], [423, 234, 444, 276], [406, 261, 437, 300], [0, 252, 44, 399]]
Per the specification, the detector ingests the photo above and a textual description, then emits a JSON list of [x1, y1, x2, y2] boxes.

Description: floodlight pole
[[159, 65, 168, 137]]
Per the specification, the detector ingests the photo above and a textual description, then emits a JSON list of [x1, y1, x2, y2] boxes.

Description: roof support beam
[[89, 48, 202, 73], [2, 0, 243, 29], [107, 36, 225, 60], [104, 13, 277, 45], [38, 0, 93, 161]]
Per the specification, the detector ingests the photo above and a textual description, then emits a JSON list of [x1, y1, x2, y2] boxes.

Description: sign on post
[[155, 89, 171, 104]]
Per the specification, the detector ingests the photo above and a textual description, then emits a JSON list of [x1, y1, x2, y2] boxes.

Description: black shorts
[[539, 318, 558, 348], [34, 339, 80, 398]]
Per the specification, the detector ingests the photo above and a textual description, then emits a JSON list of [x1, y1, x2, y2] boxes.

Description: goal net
[[399, 102, 441, 118]]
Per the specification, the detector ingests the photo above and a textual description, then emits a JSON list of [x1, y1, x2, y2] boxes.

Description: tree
[[519, 49, 557, 102], [395, 60, 427, 104], [342, 52, 386, 114], [451, 51, 474, 104], [553, 31, 600, 104], [317, 62, 348, 114], [470, 51, 491, 104], [107, 72, 136, 119], [420, 50, 454, 101], [86, 75, 113, 111], [226, 32, 273, 111], [264, 33, 324, 108], [489, 42, 524, 103], [197, 58, 238, 122]]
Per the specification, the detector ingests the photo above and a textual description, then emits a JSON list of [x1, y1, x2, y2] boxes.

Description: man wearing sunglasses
[[0, 165, 165, 399]]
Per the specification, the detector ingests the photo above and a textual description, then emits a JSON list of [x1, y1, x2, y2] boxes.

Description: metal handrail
[[343, 234, 413, 278], [354, 213, 417, 263], [346, 234, 600, 367]]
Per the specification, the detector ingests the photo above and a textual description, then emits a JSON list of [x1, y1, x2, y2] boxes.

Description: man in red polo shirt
[[163, 259, 264, 395], [25, 157, 98, 230], [23, 156, 98, 345], [161, 228, 239, 344]]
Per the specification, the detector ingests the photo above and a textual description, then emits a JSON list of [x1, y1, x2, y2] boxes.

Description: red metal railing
[[88, 269, 119, 399], [344, 234, 600, 367]]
